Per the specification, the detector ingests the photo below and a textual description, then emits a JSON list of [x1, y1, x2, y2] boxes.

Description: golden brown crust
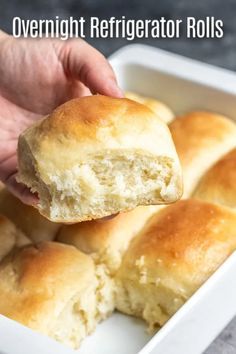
[[125, 91, 174, 123], [0, 242, 94, 331], [41, 96, 151, 138], [170, 112, 236, 197], [26, 96, 167, 157], [18, 95, 179, 168], [193, 148, 236, 208], [118, 199, 236, 296]]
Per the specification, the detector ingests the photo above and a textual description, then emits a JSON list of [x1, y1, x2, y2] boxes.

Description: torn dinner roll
[[0, 242, 101, 348], [57, 205, 160, 274], [115, 199, 236, 329], [17, 95, 182, 223]]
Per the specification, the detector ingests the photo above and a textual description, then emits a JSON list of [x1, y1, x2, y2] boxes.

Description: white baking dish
[[1, 44, 236, 354]]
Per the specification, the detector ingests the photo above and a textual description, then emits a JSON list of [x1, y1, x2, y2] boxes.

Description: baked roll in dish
[[193, 148, 236, 208], [0, 214, 31, 262], [57, 205, 160, 274], [0, 242, 100, 348], [170, 112, 236, 197], [17, 95, 182, 223], [125, 91, 174, 124], [57, 205, 162, 321], [115, 199, 236, 329], [0, 188, 61, 242]]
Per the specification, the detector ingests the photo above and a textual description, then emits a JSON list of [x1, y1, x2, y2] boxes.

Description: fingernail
[[106, 79, 124, 98]]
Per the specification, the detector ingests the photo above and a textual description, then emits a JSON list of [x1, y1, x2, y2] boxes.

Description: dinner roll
[[0, 215, 31, 262], [170, 112, 236, 197], [0, 242, 100, 348], [115, 199, 236, 329], [0, 188, 61, 242], [17, 95, 182, 223], [125, 91, 174, 124], [57, 205, 160, 274], [193, 148, 236, 208]]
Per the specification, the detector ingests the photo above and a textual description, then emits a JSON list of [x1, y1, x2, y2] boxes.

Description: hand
[[0, 31, 123, 205]]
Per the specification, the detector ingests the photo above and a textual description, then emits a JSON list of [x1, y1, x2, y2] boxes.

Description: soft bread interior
[[95, 264, 115, 320], [19, 148, 180, 222], [115, 277, 185, 330], [47, 282, 97, 347]]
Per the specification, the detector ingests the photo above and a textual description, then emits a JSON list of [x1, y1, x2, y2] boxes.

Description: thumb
[[0, 155, 38, 205], [58, 39, 123, 98], [5, 173, 39, 206]]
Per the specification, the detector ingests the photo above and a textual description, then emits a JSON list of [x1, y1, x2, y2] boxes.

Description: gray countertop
[[0, 0, 236, 353]]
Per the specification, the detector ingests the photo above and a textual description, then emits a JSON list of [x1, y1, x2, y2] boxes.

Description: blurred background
[[1, 0, 236, 353], [1, 0, 236, 71]]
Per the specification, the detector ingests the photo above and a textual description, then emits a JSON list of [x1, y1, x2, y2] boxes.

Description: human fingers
[[58, 39, 123, 98]]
